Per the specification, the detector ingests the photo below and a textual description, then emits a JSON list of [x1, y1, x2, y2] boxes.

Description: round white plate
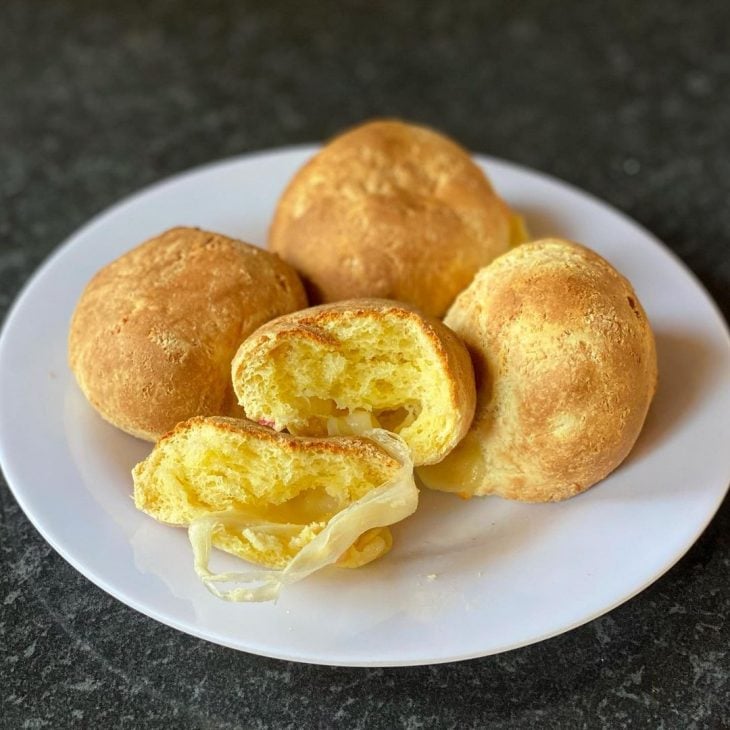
[[1, 147, 729, 667]]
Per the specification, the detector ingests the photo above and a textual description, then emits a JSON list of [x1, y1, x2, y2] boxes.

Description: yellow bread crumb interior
[[235, 310, 464, 466], [133, 418, 405, 571]]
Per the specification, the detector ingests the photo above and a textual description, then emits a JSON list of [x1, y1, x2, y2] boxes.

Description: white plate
[[1, 147, 729, 667]]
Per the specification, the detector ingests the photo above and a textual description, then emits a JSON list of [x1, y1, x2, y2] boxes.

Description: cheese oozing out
[[416, 430, 487, 498], [188, 427, 417, 602], [132, 418, 418, 603]]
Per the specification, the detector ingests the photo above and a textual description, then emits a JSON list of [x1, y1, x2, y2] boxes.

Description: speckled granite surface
[[1, 1, 728, 727]]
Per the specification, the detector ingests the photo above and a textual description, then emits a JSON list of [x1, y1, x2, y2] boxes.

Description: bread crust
[[156, 415, 401, 468], [421, 238, 658, 501], [231, 298, 476, 465], [268, 119, 515, 317], [68, 227, 307, 441]]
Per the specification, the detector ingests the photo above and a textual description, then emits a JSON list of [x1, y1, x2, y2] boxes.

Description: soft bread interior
[[133, 418, 401, 570], [236, 313, 460, 465]]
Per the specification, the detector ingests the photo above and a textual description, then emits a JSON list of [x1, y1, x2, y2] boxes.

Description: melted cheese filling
[[188, 427, 418, 602], [417, 431, 486, 497]]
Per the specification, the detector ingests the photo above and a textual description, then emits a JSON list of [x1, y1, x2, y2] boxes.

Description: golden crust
[[419, 238, 658, 502], [68, 227, 307, 441], [268, 119, 515, 317], [231, 298, 476, 465]]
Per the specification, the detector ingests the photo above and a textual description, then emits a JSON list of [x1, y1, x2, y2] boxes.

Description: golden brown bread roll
[[269, 119, 524, 317], [69, 227, 307, 441], [231, 298, 476, 466], [418, 239, 658, 502]]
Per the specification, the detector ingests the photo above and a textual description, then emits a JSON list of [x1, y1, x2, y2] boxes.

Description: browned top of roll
[[68, 227, 307, 441], [269, 119, 514, 317], [420, 238, 658, 502]]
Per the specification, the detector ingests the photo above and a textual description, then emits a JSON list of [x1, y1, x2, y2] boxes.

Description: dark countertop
[[1, 2, 728, 727]]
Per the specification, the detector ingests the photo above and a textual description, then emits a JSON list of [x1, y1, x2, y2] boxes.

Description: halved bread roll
[[269, 119, 526, 317], [231, 299, 477, 466], [419, 239, 658, 502], [133, 417, 418, 601], [69, 227, 306, 441]]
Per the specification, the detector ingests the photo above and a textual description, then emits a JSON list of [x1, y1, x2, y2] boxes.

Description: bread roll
[[68, 227, 307, 441], [269, 119, 525, 317], [133, 417, 415, 572], [232, 299, 476, 466], [418, 239, 658, 502]]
